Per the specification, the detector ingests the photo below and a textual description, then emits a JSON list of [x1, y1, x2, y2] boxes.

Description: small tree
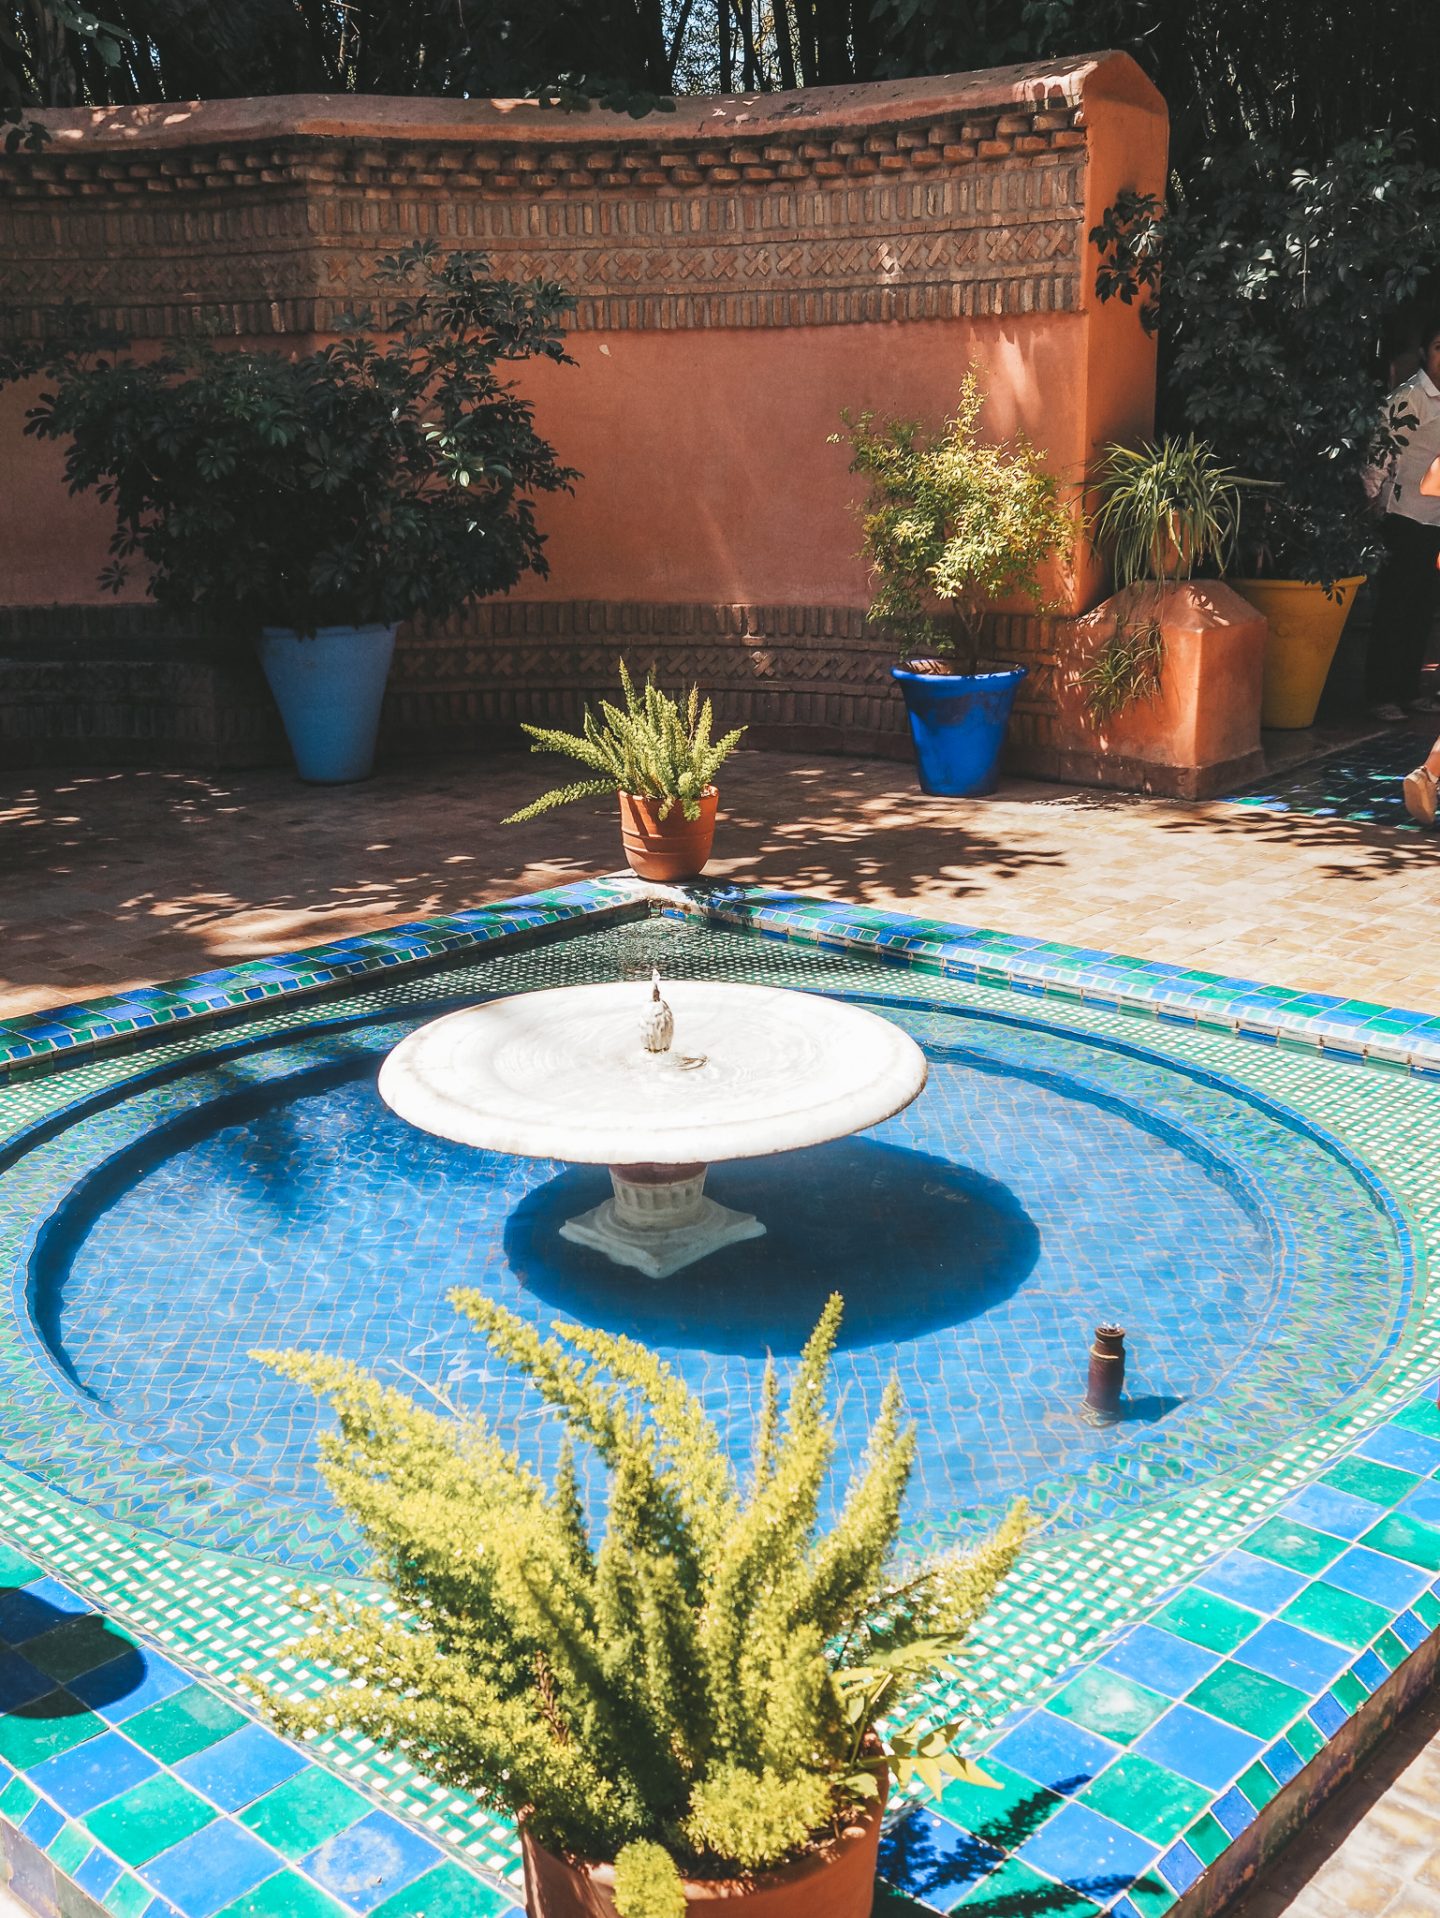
[[834, 369, 1073, 667], [2, 241, 578, 634], [255, 1294, 1029, 1918]]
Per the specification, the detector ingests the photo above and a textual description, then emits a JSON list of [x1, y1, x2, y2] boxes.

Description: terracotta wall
[[0, 57, 1167, 775]]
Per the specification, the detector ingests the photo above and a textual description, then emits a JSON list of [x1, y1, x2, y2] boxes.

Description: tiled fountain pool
[[0, 881, 1437, 1918]]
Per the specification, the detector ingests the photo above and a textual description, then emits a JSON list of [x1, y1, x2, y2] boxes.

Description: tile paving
[[2, 728, 1438, 1027]]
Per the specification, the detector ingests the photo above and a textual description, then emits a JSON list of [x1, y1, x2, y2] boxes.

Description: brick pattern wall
[[0, 94, 1087, 338]]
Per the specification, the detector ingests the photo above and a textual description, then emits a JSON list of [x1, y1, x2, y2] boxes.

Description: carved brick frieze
[[0, 81, 1091, 338]]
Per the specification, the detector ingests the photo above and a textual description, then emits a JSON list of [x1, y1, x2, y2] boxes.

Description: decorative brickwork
[[0, 69, 1099, 339]]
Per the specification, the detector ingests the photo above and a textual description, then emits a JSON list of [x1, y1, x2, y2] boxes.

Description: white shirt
[[1364, 368, 1440, 527]]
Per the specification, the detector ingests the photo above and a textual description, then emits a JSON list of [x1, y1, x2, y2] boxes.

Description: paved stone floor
[[2, 731, 1439, 1022]]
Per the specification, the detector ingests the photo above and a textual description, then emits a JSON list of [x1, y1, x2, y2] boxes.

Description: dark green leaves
[[2, 249, 578, 633]]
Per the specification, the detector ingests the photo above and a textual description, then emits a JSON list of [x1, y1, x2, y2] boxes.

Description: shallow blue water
[[33, 986, 1402, 1551]]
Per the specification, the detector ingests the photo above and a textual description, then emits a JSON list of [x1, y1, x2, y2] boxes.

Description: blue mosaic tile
[[73, 1846, 123, 1898], [1398, 1480, 1440, 1527], [142, 1819, 279, 1918], [1157, 1838, 1204, 1893], [1014, 1801, 1158, 1902], [1099, 1623, 1221, 1697], [987, 1711, 1119, 1797], [1323, 1547, 1431, 1611], [174, 1725, 308, 1812], [877, 1808, 1003, 1907], [22, 1797, 65, 1849], [71, 1651, 193, 1721], [1132, 1705, 1263, 1792], [29, 1729, 159, 1815], [1193, 1552, 1308, 1616], [1263, 1737, 1305, 1786], [301, 1810, 443, 1914], [1309, 1694, 1348, 1738], [1279, 1484, 1387, 1542], [1233, 1622, 1351, 1694], [1210, 1787, 1258, 1839], [1354, 1425, 1440, 1476]]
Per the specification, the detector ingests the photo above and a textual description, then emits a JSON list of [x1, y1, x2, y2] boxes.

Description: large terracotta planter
[[618, 787, 718, 882], [520, 1776, 887, 1917], [1228, 576, 1365, 729]]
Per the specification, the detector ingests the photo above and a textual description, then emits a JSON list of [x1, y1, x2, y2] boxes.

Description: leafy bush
[[1, 241, 577, 634], [1092, 140, 1440, 584], [834, 369, 1073, 668], [255, 1293, 1029, 1918], [503, 659, 745, 822]]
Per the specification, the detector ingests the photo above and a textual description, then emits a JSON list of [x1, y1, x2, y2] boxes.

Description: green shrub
[[254, 1294, 1029, 1918], [1, 241, 577, 634], [503, 658, 744, 822], [834, 368, 1073, 667]]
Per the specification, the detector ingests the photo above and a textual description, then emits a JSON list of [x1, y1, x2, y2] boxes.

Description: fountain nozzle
[[641, 967, 675, 1054], [1083, 1322, 1126, 1426]]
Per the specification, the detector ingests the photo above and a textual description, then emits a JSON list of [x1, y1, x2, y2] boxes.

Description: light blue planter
[[257, 623, 397, 784]]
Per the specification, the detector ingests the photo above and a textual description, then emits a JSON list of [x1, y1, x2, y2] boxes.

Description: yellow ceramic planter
[[1228, 576, 1365, 729]]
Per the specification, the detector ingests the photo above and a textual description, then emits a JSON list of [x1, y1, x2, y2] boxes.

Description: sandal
[[1403, 765, 1439, 826]]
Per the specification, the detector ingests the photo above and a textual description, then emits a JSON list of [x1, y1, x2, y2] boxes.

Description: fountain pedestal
[[377, 972, 927, 1280], [559, 1162, 765, 1279]]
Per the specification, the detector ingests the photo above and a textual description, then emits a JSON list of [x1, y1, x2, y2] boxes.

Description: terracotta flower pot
[[520, 1773, 888, 1918], [617, 787, 718, 883]]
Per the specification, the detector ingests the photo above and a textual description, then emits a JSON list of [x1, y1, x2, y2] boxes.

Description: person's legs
[[1367, 515, 1440, 709], [1402, 731, 1440, 824]]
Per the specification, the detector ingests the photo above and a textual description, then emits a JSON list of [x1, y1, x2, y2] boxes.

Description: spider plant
[[1090, 435, 1265, 589]]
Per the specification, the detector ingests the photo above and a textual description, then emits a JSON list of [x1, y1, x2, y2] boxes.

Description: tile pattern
[[1224, 726, 1434, 833], [0, 880, 1438, 1918], [0, 1537, 519, 1918], [16, 934, 1409, 1570]]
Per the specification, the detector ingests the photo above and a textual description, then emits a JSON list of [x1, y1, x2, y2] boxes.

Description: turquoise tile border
[[0, 875, 1437, 1918]]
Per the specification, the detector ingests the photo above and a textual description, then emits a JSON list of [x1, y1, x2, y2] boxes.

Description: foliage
[[253, 1294, 1030, 1918], [503, 659, 745, 822], [1092, 140, 1440, 585], [1077, 608, 1165, 725], [1089, 436, 1263, 592], [835, 370, 1073, 667], [8, 0, 1438, 206], [2, 242, 577, 633]]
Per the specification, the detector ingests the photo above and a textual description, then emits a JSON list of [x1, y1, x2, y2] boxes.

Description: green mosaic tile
[[1281, 1582, 1392, 1650], [25, 1615, 135, 1684], [238, 1766, 372, 1859], [0, 1543, 39, 1583], [1239, 1761, 1280, 1811], [85, 1772, 217, 1866], [1321, 1458, 1419, 1509], [1079, 1753, 1209, 1845], [936, 1758, 1062, 1847], [371, 1861, 515, 1917], [1287, 1717, 1325, 1763], [1417, 1592, 1440, 1631], [1185, 1812, 1230, 1865], [1186, 1663, 1309, 1740], [47, 1820, 92, 1873], [0, 1777, 38, 1820], [1332, 1672, 1368, 1715], [1155, 1587, 1260, 1655], [1125, 1875, 1178, 1918], [1391, 1400, 1440, 1439], [214, 1872, 348, 1918], [1243, 1517, 1345, 1577], [125, 1683, 247, 1763], [1375, 1629, 1409, 1671], [1360, 1514, 1440, 1572], [956, 1857, 1102, 1915], [0, 1696, 103, 1769], [872, 1888, 939, 1918], [104, 1876, 153, 1918], [1046, 1668, 1167, 1744]]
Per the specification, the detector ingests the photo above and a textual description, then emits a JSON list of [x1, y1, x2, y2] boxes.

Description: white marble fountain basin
[[378, 979, 928, 1278]]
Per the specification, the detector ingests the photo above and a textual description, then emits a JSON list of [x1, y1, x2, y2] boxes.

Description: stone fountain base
[[559, 1162, 765, 1279]]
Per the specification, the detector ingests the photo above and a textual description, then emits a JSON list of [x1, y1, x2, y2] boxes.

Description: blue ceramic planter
[[891, 664, 1027, 797], [258, 623, 397, 784]]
